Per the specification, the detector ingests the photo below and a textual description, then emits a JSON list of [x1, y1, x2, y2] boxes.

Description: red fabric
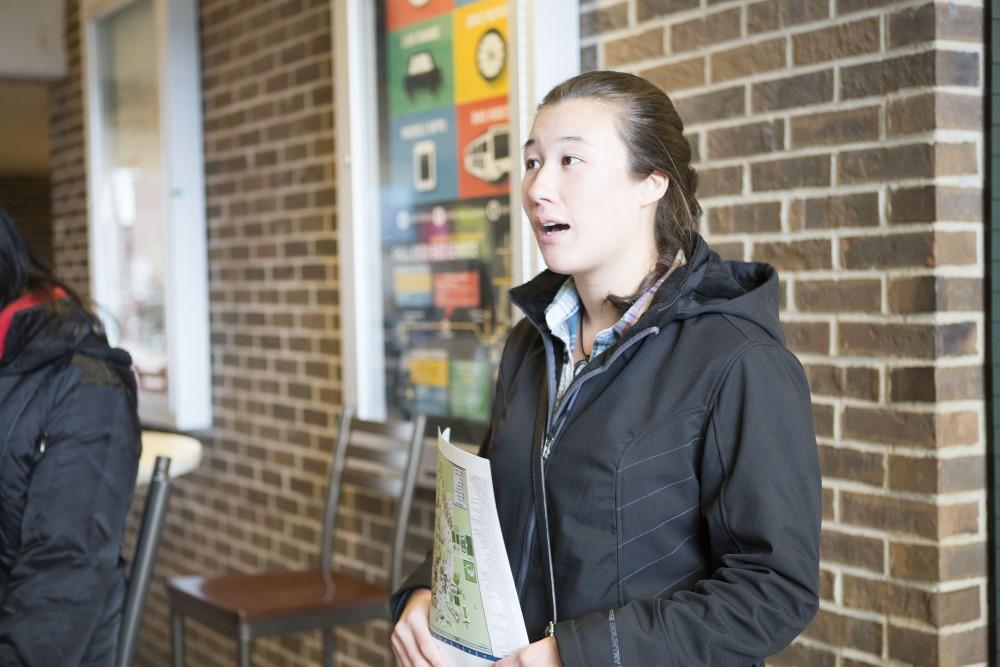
[[0, 288, 67, 360]]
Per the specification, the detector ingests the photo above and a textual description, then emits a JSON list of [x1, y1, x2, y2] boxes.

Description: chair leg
[[323, 628, 335, 667], [170, 612, 185, 667], [237, 632, 251, 667]]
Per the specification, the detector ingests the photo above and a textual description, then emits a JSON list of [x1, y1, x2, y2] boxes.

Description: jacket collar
[[510, 232, 710, 336]]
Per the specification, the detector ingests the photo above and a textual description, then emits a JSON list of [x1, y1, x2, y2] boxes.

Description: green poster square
[[388, 15, 455, 118]]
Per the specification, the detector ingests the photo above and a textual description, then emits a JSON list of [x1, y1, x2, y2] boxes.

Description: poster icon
[[475, 29, 506, 82], [463, 125, 509, 184], [406, 51, 443, 99], [413, 140, 438, 192]]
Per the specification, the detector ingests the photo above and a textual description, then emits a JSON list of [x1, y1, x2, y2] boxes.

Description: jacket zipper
[[536, 327, 660, 631]]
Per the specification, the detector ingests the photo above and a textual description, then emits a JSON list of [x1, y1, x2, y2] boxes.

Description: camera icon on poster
[[413, 140, 437, 192]]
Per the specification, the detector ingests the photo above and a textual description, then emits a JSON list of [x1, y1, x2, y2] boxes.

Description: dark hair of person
[[538, 70, 702, 309], [0, 207, 103, 332]]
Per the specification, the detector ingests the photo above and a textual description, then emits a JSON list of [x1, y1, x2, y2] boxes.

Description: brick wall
[[580, 0, 989, 664], [0, 174, 53, 265]]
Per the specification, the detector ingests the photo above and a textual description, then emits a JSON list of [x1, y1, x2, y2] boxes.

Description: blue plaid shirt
[[544, 252, 685, 404]]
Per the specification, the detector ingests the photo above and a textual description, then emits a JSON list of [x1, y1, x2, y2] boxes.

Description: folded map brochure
[[430, 429, 529, 665]]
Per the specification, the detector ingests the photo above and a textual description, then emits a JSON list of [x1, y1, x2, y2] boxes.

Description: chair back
[[319, 407, 426, 589], [116, 456, 173, 667]]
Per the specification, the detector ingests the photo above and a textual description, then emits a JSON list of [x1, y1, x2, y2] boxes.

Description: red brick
[[748, 0, 829, 34], [889, 186, 982, 223], [706, 202, 781, 235], [819, 445, 884, 486], [890, 365, 984, 403], [707, 120, 784, 159], [843, 406, 935, 447], [793, 18, 880, 66], [752, 239, 831, 271], [671, 8, 741, 53], [604, 27, 664, 67], [842, 51, 979, 100], [752, 69, 836, 112], [893, 542, 988, 584], [637, 0, 699, 21], [794, 192, 879, 229], [888, 277, 983, 313], [804, 609, 882, 655], [888, 93, 983, 135], [783, 321, 830, 355], [580, 2, 628, 38], [795, 279, 880, 313], [675, 86, 746, 124], [751, 155, 831, 191], [791, 106, 879, 148], [641, 57, 706, 92], [697, 165, 743, 197], [710, 38, 786, 83], [821, 529, 885, 572]]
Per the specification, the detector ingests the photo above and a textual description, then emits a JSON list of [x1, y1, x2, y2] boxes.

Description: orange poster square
[[386, 0, 454, 32], [433, 271, 480, 315], [456, 96, 510, 199]]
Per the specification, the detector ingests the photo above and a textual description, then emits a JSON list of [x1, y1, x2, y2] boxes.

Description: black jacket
[[0, 298, 141, 666], [393, 234, 821, 665]]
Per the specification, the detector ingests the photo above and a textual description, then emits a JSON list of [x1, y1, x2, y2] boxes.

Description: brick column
[[580, 0, 988, 664]]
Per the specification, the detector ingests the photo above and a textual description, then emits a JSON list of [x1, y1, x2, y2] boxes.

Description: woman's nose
[[524, 164, 554, 204]]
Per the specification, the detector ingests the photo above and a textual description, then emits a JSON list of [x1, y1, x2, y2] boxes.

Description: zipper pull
[[541, 436, 552, 460], [37, 432, 47, 455], [545, 620, 555, 637]]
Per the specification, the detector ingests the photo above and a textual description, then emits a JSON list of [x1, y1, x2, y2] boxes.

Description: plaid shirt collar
[[545, 251, 686, 401]]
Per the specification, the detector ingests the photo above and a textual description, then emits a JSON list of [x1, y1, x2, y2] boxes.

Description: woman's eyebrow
[[522, 136, 592, 151]]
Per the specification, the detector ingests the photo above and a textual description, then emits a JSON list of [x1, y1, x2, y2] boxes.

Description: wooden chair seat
[[169, 571, 390, 625]]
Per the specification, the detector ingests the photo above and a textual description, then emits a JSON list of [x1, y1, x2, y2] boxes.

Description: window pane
[[94, 0, 168, 396]]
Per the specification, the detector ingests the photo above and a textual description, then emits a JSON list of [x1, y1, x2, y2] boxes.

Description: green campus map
[[430, 456, 492, 653]]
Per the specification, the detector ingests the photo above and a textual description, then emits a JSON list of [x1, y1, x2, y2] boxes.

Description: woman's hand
[[391, 589, 447, 667], [495, 637, 563, 666]]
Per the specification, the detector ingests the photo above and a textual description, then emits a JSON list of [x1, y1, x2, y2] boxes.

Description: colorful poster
[[452, 0, 509, 105], [378, 0, 510, 440], [388, 15, 454, 117]]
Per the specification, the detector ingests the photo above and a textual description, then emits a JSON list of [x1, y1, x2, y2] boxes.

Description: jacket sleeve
[[0, 363, 141, 666], [554, 343, 821, 666]]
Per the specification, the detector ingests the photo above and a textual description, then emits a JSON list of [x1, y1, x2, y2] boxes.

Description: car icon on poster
[[475, 28, 506, 82], [413, 140, 437, 192], [464, 125, 510, 183], [405, 51, 443, 99]]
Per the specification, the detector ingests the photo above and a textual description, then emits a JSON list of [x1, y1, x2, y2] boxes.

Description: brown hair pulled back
[[539, 70, 701, 308]]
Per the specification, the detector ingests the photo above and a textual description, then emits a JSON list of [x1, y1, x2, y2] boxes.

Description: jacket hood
[[0, 299, 135, 391], [510, 232, 785, 346]]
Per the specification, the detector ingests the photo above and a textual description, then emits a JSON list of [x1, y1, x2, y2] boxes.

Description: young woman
[[391, 70, 820, 666], [0, 209, 141, 665]]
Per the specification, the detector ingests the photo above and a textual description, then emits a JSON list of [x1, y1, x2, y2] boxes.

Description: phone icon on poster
[[413, 140, 437, 192]]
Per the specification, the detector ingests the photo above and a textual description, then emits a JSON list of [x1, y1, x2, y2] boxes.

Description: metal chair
[[116, 456, 173, 667], [165, 408, 426, 667]]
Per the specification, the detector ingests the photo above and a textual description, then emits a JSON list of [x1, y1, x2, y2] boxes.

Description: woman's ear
[[638, 171, 669, 208]]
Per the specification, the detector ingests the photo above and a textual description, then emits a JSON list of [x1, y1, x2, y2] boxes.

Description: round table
[[138, 431, 203, 485]]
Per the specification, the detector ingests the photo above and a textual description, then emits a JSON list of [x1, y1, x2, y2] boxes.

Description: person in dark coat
[[391, 71, 821, 666], [0, 208, 141, 666]]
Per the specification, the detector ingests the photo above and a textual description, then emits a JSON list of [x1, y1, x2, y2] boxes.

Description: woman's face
[[521, 98, 661, 287]]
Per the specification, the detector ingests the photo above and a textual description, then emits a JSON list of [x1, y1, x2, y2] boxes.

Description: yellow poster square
[[452, 0, 509, 106]]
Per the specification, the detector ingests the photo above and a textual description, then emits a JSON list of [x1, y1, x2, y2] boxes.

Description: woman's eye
[[561, 155, 581, 166], [525, 158, 540, 170]]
